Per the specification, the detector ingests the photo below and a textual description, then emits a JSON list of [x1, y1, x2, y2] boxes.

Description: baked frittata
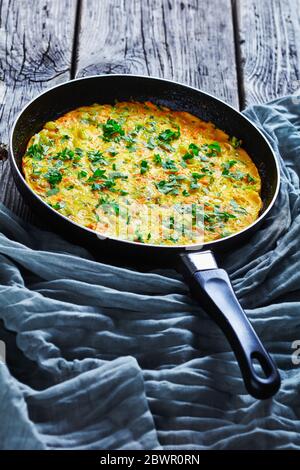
[[22, 101, 262, 245]]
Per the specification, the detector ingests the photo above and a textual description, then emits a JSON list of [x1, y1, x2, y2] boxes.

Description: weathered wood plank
[[75, 0, 239, 108], [0, 0, 78, 220], [234, 0, 300, 107]]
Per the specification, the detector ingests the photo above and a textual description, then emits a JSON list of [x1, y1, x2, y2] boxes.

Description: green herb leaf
[[230, 199, 248, 214], [46, 187, 59, 196], [208, 142, 221, 153], [88, 150, 108, 165], [155, 175, 181, 195], [153, 153, 162, 164], [51, 201, 65, 210], [107, 147, 118, 156], [146, 137, 156, 150], [26, 144, 47, 161], [201, 142, 221, 157], [110, 172, 128, 180], [191, 172, 206, 180], [230, 136, 241, 148], [88, 168, 107, 182], [246, 173, 256, 183], [221, 160, 237, 175], [45, 169, 62, 187], [54, 148, 74, 161], [162, 159, 178, 172], [188, 143, 200, 156], [78, 170, 88, 179], [102, 119, 125, 141], [183, 152, 194, 161], [140, 160, 149, 174], [158, 127, 180, 143]]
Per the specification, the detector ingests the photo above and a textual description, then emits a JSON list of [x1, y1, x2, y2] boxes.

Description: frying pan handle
[[179, 251, 280, 399]]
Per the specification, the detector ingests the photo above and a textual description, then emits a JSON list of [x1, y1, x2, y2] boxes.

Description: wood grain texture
[[235, 0, 300, 107], [3, 0, 300, 221], [75, 0, 239, 107], [0, 0, 77, 219]]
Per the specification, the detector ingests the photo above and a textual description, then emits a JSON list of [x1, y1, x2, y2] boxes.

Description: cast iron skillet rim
[[9, 73, 281, 251]]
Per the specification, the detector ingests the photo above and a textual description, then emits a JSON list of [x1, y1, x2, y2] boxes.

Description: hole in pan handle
[[179, 250, 281, 399]]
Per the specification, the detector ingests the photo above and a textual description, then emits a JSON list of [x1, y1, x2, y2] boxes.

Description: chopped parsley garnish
[[92, 177, 116, 191], [204, 208, 237, 225], [230, 136, 241, 148], [107, 147, 118, 156], [61, 134, 70, 142], [153, 153, 162, 164], [230, 199, 248, 214], [135, 231, 144, 243], [222, 168, 247, 181], [208, 142, 221, 153], [162, 159, 178, 172], [53, 148, 74, 161], [221, 160, 237, 175], [78, 170, 88, 179], [158, 127, 180, 143], [88, 168, 107, 182], [102, 119, 125, 141], [140, 160, 149, 174], [45, 169, 62, 187], [183, 142, 201, 161], [46, 187, 59, 196], [146, 137, 156, 150], [183, 152, 194, 161], [246, 173, 256, 183], [188, 143, 200, 156], [155, 175, 181, 195], [74, 148, 84, 161], [147, 121, 156, 133], [88, 150, 108, 165], [189, 172, 206, 190], [102, 179, 117, 190], [124, 134, 137, 150], [132, 124, 144, 134], [201, 142, 221, 157], [91, 183, 102, 191], [26, 144, 47, 161], [110, 172, 128, 179], [191, 172, 206, 179], [169, 216, 175, 229], [51, 201, 65, 210], [97, 195, 110, 206], [182, 189, 190, 196], [213, 209, 237, 222]]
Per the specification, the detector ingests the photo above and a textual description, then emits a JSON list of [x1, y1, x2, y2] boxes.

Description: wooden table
[[1, 0, 299, 223]]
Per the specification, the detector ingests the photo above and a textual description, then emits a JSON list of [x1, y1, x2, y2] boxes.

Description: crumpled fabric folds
[[0, 96, 300, 449]]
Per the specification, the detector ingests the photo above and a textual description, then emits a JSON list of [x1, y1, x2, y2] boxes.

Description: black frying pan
[[9, 75, 281, 399]]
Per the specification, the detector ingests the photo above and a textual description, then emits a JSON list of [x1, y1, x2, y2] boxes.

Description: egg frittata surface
[[22, 101, 262, 245]]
